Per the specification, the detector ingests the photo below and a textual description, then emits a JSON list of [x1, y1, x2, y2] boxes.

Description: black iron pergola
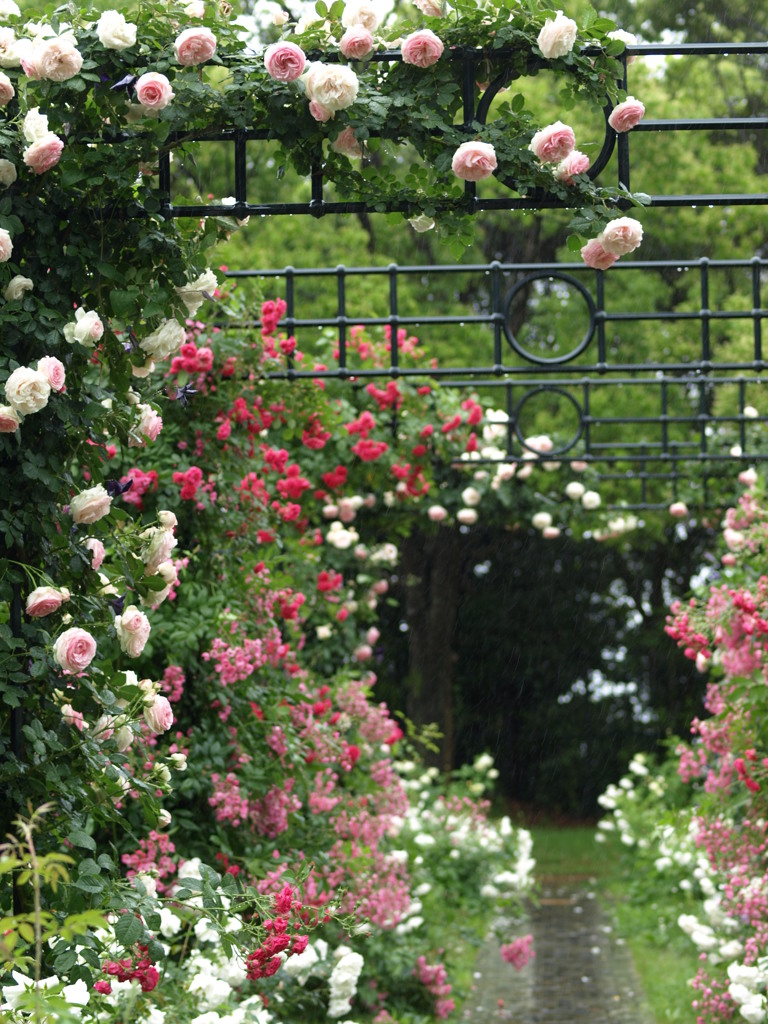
[[156, 41, 768, 510]]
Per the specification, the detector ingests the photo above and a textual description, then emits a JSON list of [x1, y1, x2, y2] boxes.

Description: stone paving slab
[[462, 880, 654, 1023]]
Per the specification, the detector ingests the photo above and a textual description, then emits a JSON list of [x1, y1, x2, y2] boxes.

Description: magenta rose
[[599, 216, 644, 256], [26, 585, 70, 618], [135, 72, 174, 110], [264, 41, 306, 82], [36, 356, 66, 392], [23, 134, 64, 175], [174, 27, 217, 66], [401, 29, 444, 68], [554, 150, 589, 184], [451, 140, 497, 181], [580, 238, 618, 271], [144, 694, 174, 735], [608, 97, 645, 133], [339, 26, 374, 60], [53, 627, 97, 674], [530, 121, 575, 163], [115, 605, 151, 658]]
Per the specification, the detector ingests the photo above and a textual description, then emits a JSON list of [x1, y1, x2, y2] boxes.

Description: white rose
[[0, 26, 19, 66], [598, 216, 644, 256], [175, 269, 217, 315], [0, 158, 15, 186], [63, 308, 103, 348], [96, 10, 137, 49], [185, 1, 206, 15], [22, 107, 48, 142], [304, 62, 359, 112], [140, 319, 186, 360], [606, 29, 637, 64], [537, 10, 578, 59], [3, 275, 32, 301], [341, 0, 382, 31], [581, 490, 601, 509], [532, 511, 553, 530], [461, 486, 481, 506], [0, 2, 20, 18], [457, 508, 478, 525], [565, 481, 585, 499], [4, 366, 50, 414]]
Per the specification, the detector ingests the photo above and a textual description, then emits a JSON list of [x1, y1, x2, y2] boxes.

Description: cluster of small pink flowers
[[121, 830, 177, 893], [120, 467, 159, 510], [500, 933, 535, 970], [161, 664, 185, 702], [209, 772, 251, 827], [414, 955, 455, 1019], [252, 781, 302, 838], [102, 945, 160, 992]]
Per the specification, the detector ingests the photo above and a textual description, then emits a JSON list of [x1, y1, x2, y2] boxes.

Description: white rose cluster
[[328, 950, 364, 1018]]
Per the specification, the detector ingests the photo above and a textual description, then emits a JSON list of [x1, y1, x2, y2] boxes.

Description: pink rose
[[451, 140, 497, 181], [530, 121, 575, 163], [598, 216, 643, 256], [93, 714, 115, 741], [0, 404, 20, 432], [70, 485, 112, 524], [174, 27, 217, 66], [554, 149, 589, 183], [115, 604, 151, 658], [26, 585, 70, 618], [401, 29, 444, 68], [580, 238, 618, 270], [669, 501, 688, 517], [608, 96, 645, 133], [339, 26, 374, 60], [53, 627, 97, 674], [136, 403, 163, 443], [144, 694, 174, 734], [428, 505, 448, 522], [135, 72, 174, 110], [61, 705, 87, 731], [414, 0, 442, 15], [36, 356, 66, 392], [85, 537, 106, 571], [264, 41, 306, 82], [0, 71, 13, 105], [331, 126, 362, 158], [25, 39, 83, 82], [309, 100, 332, 122], [23, 133, 64, 175]]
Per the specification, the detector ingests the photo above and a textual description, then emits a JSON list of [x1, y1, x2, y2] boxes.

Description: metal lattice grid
[[222, 257, 768, 509]]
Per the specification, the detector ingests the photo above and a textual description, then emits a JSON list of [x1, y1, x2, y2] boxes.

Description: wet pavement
[[463, 879, 654, 1023]]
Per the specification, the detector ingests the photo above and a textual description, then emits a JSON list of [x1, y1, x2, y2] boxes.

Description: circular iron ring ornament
[[513, 385, 585, 457], [503, 271, 596, 365], [474, 54, 617, 193]]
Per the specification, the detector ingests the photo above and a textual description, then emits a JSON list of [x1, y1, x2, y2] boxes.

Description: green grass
[[529, 826, 700, 1024]]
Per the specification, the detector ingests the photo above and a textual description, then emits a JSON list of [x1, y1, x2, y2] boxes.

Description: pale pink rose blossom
[[530, 121, 575, 163], [554, 149, 589, 183], [0, 404, 20, 431], [457, 508, 478, 525], [414, 0, 442, 15], [366, 627, 380, 645], [428, 504, 448, 521], [61, 704, 87, 731], [264, 41, 306, 81], [606, 29, 637, 64], [25, 38, 83, 81], [341, 0, 381, 32], [174, 27, 217, 65], [331, 126, 363, 158], [53, 627, 97, 674], [114, 725, 134, 752], [339, 26, 374, 60], [136, 403, 163, 442], [304, 63, 359, 112], [4, 366, 50, 414], [537, 11, 578, 59], [157, 510, 178, 530], [70, 485, 112, 525], [0, 70, 13, 104], [36, 356, 66, 392], [608, 97, 645, 133], [309, 100, 333, 122], [401, 29, 444, 68], [598, 216, 643, 256], [580, 237, 618, 271], [93, 714, 115, 741], [144, 694, 174, 734], [85, 537, 106, 570], [115, 605, 151, 658], [135, 72, 174, 110], [354, 644, 373, 662], [23, 133, 64, 174], [372, 579, 389, 594], [739, 467, 758, 487], [26, 585, 70, 617], [543, 526, 561, 539], [669, 501, 688, 517], [451, 140, 497, 181], [0, 226, 10, 261]]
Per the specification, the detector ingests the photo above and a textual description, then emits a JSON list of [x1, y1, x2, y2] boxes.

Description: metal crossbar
[[225, 257, 768, 509], [157, 41, 768, 218]]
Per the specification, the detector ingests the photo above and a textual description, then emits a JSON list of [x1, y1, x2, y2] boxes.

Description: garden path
[[463, 878, 654, 1023]]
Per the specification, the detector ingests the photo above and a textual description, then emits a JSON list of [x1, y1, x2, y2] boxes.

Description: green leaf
[[114, 912, 143, 947], [567, 233, 585, 252], [67, 830, 96, 852], [315, 0, 328, 14]]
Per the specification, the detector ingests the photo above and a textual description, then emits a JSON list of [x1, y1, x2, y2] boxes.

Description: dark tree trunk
[[400, 526, 462, 772]]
